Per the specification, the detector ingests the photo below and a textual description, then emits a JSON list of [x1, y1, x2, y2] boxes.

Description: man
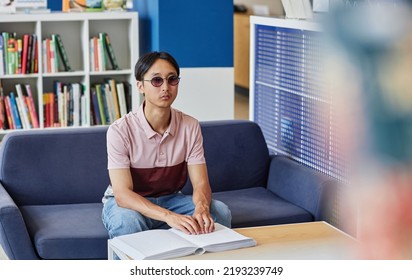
[[102, 51, 231, 239]]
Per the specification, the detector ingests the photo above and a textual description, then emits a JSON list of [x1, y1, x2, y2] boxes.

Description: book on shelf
[[0, 83, 39, 130], [8, 92, 22, 129], [43, 34, 71, 73], [90, 33, 120, 72], [54, 34, 72, 72], [109, 223, 256, 260], [15, 84, 31, 129], [107, 79, 121, 119], [116, 82, 128, 117], [0, 32, 39, 75], [102, 32, 120, 70], [89, 80, 130, 125], [0, 34, 4, 76], [7, 37, 18, 75], [95, 84, 106, 125], [4, 96, 14, 130], [43, 82, 84, 128], [0, 80, 5, 129], [90, 86, 101, 125], [2, 32, 9, 75], [25, 84, 39, 128]]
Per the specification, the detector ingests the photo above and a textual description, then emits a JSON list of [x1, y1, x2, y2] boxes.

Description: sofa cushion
[[213, 187, 313, 228], [20, 203, 108, 259], [0, 127, 110, 206], [182, 121, 270, 194]]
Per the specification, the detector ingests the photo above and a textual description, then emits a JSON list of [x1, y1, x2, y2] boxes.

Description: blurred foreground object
[[325, 1, 412, 259]]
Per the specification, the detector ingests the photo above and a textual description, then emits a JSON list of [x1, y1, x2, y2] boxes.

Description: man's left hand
[[193, 204, 215, 234]]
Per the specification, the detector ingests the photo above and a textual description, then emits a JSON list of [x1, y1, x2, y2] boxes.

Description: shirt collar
[[137, 101, 177, 139]]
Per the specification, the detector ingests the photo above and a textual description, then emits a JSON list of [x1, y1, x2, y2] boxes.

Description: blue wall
[[49, 1, 233, 68], [48, 0, 61, 11], [134, 0, 233, 68]]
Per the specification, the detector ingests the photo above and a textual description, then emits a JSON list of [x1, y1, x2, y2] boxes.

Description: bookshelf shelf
[[0, 11, 139, 134]]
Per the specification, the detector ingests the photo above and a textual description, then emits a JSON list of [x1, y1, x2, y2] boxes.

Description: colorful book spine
[[93, 37, 99, 71], [50, 36, 57, 73], [17, 39, 22, 74], [72, 83, 81, 126], [55, 34, 72, 72], [43, 39, 49, 73], [15, 84, 31, 129], [116, 82, 127, 117], [4, 96, 14, 129], [95, 84, 106, 125], [9, 92, 22, 129], [91, 86, 101, 125], [30, 35, 37, 74], [21, 34, 29, 75], [0, 81, 4, 129], [0, 34, 4, 76], [43, 93, 49, 127], [26, 34, 33, 74], [2, 32, 9, 75], [7, 38, 17, 75], [25, 84, 39, 128], [104, 83, 115, 123], [103, 32, 120, 70], [97, 36, 105, 71], [81, 91, 87, 126], [33, 37, 38, 74], [108, 79, 121, 119]]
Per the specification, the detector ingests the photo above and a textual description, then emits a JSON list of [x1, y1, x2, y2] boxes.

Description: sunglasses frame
[[143, 76, 181, 87]]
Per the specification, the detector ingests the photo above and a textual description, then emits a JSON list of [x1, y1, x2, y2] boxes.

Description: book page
[[170, 223, 257, 253], [111, 229, 203, 260]]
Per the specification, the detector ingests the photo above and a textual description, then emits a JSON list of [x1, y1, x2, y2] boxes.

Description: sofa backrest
[[0, 120, 270, 205], [182, 120, 270, 194], [267, 155, 332, 220], [0, 127, 109, 206]]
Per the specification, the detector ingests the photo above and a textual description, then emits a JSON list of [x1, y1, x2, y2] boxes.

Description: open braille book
[[109, 223, 257, 260]]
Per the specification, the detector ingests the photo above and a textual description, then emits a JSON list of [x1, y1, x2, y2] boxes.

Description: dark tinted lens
[[151, 77, 164, 87], [168, 76, 180, 86]]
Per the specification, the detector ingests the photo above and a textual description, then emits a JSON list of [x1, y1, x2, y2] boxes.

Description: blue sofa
[[0, 120, 336, 260]]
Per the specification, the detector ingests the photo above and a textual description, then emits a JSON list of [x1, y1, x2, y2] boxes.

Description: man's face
[[137, 59, 179, 109]]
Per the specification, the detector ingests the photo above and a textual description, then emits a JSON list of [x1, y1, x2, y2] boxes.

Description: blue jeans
[[102, 192, 232, 239]]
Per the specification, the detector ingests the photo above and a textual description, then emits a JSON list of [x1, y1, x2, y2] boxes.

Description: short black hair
[[134, 51, 180, 81]]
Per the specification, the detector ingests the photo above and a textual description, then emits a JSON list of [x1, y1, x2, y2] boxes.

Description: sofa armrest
[[0, 183, 39, 259], [267, 155, 338, 222]]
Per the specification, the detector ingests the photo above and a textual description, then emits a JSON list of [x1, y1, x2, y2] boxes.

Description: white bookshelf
[[0, 11, 139, 133]]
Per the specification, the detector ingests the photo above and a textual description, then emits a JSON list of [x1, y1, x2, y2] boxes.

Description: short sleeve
[[107, 124, 131, 169], [186, 120, 206, 165]]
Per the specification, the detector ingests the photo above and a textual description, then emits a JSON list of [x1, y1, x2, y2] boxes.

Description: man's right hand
[[165, 213, 202, 235]]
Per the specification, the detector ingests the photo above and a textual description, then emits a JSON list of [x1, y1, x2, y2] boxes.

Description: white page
[[111, 229, 199, 260], [170, 223, 256, 252]]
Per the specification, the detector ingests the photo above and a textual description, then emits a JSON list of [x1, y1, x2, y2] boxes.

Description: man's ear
[[137, 81, 144, 94]]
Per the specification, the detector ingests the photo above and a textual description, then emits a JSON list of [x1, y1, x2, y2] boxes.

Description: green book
[[95, 84, 106, 125], [2, 32, 9, 75], [102, 32, 120, 70], [54, 34, 72, 71]]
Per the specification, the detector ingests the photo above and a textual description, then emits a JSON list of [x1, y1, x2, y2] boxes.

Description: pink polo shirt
[[106, 102, 206, 197]]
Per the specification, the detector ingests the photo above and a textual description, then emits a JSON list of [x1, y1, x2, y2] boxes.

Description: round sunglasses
[[143, 76, 181, 87]]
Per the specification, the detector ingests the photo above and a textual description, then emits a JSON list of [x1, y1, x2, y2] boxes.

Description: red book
[[21, 34, 29, 74], [25, 84, 39, 128], [0, 96, 4, 129], [93, 37, 99, 71], [46, 38, 51, 73], [4, 96, 14, 130]]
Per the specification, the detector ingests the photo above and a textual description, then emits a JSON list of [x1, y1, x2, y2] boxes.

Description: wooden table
[[177, 221, 358, 260]]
